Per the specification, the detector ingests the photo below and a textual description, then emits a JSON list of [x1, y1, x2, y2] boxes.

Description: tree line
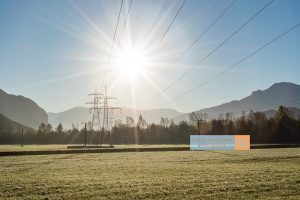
[[0, 106, 299, 144]]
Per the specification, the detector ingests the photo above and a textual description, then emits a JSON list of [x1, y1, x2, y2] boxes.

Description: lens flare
[[116, 48, 146, 79]]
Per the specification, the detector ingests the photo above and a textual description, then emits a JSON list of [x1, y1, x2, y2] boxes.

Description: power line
[[120, 0, 236, 103], [160, 0, 188, 42], [159, 22, 300, 107], [117, 0, 133, 46], [118, 0, 155, 103], [172, 0, 237, 62], [137, 0, 155, 37], [107, 0, 133, 88], [101, 0, 124, 93], [152, 0, 274, 99], [155, 0, 237, 85], [151, 0, 237, 99], [119, 0, 188, 103]]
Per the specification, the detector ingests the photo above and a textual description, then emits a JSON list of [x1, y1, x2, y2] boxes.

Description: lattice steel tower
[[86, 85, 121, 147], [86, 88, 103, 130], [98, 85, 121, 147]]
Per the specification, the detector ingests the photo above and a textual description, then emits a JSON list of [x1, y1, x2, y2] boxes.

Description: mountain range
[[0, 82, 300, 130], [48, 82, 300, 128], [48, 107, 182, 129], [0, 113, 33, 133], [174, 82, 300, 122], [0, 89, 48, 129]]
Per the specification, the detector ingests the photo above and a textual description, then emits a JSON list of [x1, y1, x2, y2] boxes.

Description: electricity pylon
[[86, 85, 121, 147], [86, 88, 103, 130], [98, 85, 121, 147]]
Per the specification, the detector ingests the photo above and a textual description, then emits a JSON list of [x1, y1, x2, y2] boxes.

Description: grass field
[[0, 144, 188, 152], [0, 148, 299, 199]]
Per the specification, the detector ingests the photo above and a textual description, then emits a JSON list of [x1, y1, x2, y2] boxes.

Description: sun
[[116, 47, 146, 80]]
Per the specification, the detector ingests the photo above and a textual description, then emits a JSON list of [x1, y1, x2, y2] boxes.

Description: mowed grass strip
[[0, 144, 189, 152], [0, 148, 299, 200]]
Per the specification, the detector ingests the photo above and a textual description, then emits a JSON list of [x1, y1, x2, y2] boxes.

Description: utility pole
[[197, 120, 200, 135], [21, 128, 24, 147], [79, 122, 88, 147], [84, 123, 87, 147]]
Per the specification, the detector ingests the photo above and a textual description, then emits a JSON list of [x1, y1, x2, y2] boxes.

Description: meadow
[[0, 144, 188, 152], [0, 148, 299, 199]]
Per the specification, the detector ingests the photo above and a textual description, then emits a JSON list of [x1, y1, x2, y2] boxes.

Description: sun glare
[[116, 48, 146, 80]]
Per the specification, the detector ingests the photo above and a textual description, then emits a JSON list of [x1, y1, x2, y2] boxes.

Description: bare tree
[[126, 116, 135, 127]]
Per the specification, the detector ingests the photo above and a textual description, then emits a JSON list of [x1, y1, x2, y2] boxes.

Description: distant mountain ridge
[[174, 82, 300, 122], [49, 82, 300, 127], [48, 107, 90, 129], [3, 82, 298, 130], [0, 113, 33, 133], [48, 107, 182, 129], [0, 89, 48, 129]]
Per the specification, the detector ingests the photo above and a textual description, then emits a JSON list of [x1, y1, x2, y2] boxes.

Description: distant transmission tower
[[86, 85, 121, 147], [86, 88, 103, 130], [98, 85, 121, 147]]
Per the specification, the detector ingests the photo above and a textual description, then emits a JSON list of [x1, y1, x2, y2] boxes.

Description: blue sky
[[0, 0, 299, 113]]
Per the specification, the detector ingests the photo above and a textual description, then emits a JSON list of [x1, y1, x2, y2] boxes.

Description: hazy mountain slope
[[49, 82, 300, 127], [119, 107, 182, 124], [0, 113, 33, 133], [48, 107, 182, 129], [48, 107, 90, 129], [0, 89, 48, 129], [174, 82, 300, 122]]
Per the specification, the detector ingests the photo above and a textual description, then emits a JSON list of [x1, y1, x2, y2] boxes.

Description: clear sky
[[0, 0, 299, 113]]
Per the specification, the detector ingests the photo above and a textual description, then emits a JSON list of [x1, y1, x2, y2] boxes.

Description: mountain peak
[[269, 82, 299, 90], [174, 82, 300, 122], [251, 90, 263, 96]]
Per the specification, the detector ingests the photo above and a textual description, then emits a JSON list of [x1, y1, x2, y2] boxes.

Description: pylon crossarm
[[88, 93, 104, 96]]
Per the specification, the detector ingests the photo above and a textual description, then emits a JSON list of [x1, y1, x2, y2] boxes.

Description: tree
[[202, 113, 208, 122], [235, 111, 248, 134], [164, 117, 170, 127], [137, 115, 146, 129], [114, 119, 122, 127], [126, 116, 135, 127], [189, 112, 201, 125], [170, 119, 175, 127], [46, 124, 52, 133], [275, 105, 293, 121], [247, 110, 267, 142], [160, 117, 169, 127], [210, 119, 224, 135], [38, 122, 47, 134], [56, 123, 63, 133], [274, 106, 295, 142], [225, 112, 234, 122], [226, 120, 235, 135]]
